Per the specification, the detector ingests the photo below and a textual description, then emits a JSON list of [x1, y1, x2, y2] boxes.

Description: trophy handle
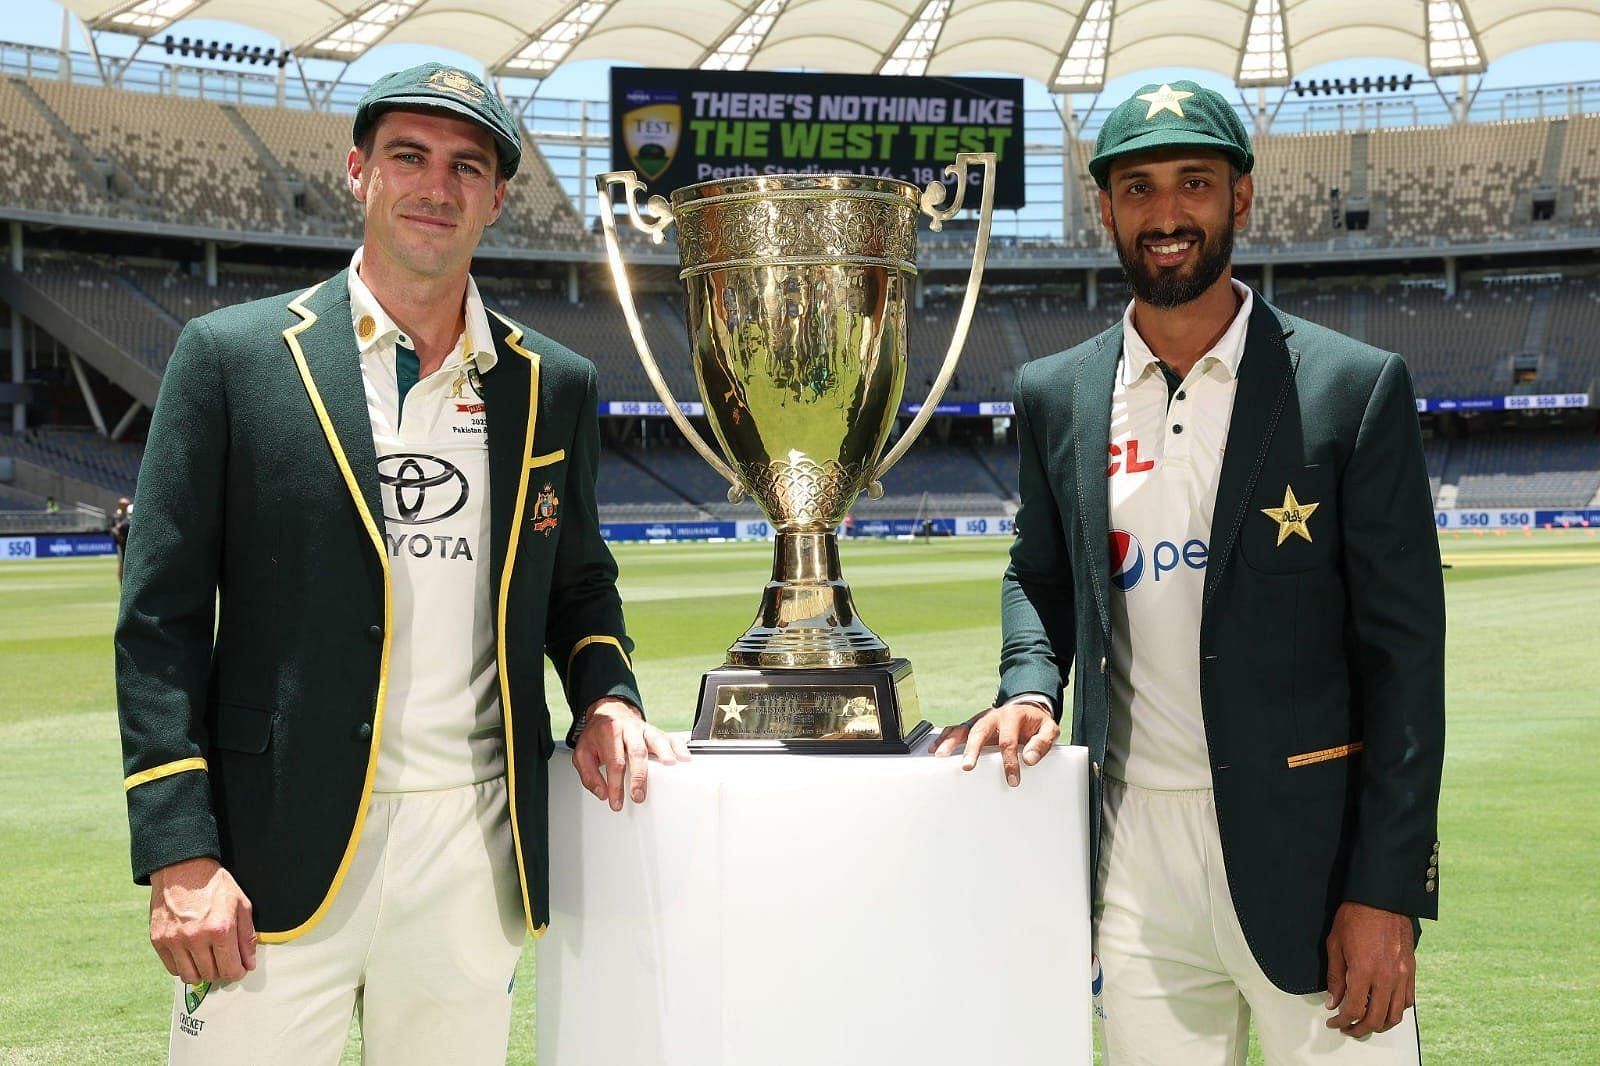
[[595, 171, 748, 503], [865, 151, 998, 498]]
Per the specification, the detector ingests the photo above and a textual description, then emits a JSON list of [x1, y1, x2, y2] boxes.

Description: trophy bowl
[[597, 155, 997, 751]]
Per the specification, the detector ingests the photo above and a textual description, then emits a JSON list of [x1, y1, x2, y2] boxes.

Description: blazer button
[[1092, 761, 1103, 779], [355, 722, 373, 741], [1425, 878, 1437, 893], [367, 625, 383, 643], [1099, 656, 1107, 673]]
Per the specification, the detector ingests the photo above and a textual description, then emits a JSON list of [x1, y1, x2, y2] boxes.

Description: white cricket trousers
[[167, 777, 526, 1065], [1093, 777, 1422, 1065]]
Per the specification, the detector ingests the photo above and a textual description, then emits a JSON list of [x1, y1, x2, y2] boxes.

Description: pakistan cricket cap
[[353, 62, 521, 179], [1088, 79, 1253, 189]]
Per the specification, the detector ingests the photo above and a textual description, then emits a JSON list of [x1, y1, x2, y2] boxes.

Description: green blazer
[[999, 293, 1445, 994], [115, 271, 640, 942]]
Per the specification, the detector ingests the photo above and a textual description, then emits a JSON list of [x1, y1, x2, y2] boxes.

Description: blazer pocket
[[212, 703, 274, 755], [1240, 464, 1336, 575]]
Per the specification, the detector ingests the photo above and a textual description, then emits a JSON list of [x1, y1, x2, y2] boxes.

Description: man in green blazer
[[935, 82, 1444, 1063], [115, 63, 684, 1063]]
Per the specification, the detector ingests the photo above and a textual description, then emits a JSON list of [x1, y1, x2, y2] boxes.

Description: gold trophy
[[597, 153, 996, 752]]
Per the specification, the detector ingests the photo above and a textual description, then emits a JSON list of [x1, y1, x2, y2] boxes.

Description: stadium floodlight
[[877, 0, 951, 78], [300, 1, 422, 60], [1052, 0, 1115, 92], [1236, 0, 1289, 87], [93, 0, 202, 35], [700, 0, 792, 72], [1425, 0, 1485, 75], [496, 1, 613, 77]]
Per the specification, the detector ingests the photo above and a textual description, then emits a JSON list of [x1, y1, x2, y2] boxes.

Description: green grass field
[[2, 531, 1598, 1063]]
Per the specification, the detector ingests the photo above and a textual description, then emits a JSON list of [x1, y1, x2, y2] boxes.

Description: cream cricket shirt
[[348, 250, 505, 792], [1105, 280, 1252, 789]]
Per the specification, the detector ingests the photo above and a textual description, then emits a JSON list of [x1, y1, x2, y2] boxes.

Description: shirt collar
[[1120, 279, 1253, 387], [346, 247, 498, 374]]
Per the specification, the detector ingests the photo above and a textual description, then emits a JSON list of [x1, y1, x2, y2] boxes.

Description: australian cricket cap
[[353, 62, 522, 179]]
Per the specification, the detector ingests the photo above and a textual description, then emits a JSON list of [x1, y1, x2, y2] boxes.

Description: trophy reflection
[[597, 154, 996, 752]]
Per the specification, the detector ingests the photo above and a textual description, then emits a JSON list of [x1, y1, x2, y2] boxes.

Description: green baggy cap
[[1089, 79, 1253, 189], [353, 62, 521, 179]]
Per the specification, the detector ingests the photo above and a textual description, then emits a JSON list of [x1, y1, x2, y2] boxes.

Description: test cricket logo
[[622, 88, 681, 179], [532, 482, 561, 535]]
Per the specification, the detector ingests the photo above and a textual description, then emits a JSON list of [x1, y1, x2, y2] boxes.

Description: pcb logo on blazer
[[378, 453, 469, 525]]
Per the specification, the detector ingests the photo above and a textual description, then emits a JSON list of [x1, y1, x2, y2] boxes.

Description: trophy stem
[[726, 531, 891, 669]]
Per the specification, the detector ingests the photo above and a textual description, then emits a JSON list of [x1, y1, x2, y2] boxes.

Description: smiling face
[[348, 107, 508, 284], [1099, 147, 1252, 309]]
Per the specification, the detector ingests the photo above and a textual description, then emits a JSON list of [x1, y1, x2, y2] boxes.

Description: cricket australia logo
[[532, 482, 561, 535], [184, 981, 210, 1014], [177, 981, 210, 1037], [378, 453, 470, 526]]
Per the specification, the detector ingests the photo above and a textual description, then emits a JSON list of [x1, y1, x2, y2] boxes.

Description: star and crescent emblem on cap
[[1138, 83, 1195, 121], [1261, 485, 1319, 546]]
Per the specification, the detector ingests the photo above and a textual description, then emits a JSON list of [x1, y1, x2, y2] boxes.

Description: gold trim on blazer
[[124, 757, 208, 791], [263, 283, 395, 946], [488, 308, 544, 938], [1286, 741, 1365, 769], [568, 634, 633, 670]]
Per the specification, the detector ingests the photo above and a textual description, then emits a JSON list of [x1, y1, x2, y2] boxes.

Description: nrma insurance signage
[[611, 67, 1025, 208]]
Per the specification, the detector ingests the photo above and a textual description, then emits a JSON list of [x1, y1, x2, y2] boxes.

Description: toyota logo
[[377, 453, 469, 525]]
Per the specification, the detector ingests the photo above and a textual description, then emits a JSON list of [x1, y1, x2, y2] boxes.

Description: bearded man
[[934, 80, 1444, 1064]]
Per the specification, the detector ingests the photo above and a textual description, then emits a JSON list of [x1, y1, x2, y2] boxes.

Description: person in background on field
[[111, 496, 132, 582]]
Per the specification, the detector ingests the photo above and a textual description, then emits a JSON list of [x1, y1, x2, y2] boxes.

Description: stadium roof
[[65, 1, 1600, 90]]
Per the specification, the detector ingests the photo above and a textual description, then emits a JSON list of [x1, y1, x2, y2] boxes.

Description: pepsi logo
[[1109, 530, 1145, 591], [1110, 530, 1210, 591]]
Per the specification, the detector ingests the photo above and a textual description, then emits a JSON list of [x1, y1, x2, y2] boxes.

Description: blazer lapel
[[481, 309, 540, 588], [283, 271, 386, 546], [1074, 326, 1121, 642], [1203, 295, 1299, 609]]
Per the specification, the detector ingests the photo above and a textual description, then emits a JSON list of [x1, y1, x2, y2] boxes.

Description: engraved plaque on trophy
[[596, 155, 996, 752]]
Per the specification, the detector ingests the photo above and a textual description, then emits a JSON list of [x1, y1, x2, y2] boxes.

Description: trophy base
[[691, 658, 931, 754]]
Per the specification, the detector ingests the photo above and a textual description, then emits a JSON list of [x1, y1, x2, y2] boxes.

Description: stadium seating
[[1446, 432, 1600, 507], [25, 258, 180, 373], [29, 78, 290, 232], [5, 427, 141, 495], [4, 72, 1596, 251], [0, 77, 109, 217], [0, 482, 50, 511]]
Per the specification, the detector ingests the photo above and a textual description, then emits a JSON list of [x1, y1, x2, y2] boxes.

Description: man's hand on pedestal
[[572, 698, 690, 811], [1324, 901, 1416, 1038], [930, 698, 1060, 787]]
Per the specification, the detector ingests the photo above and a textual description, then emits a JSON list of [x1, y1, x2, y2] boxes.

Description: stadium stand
[[3, 71, 1597, 521], [5, 428, 141, 495], [1446, 432, 1600, 507], [25, 257, 180, 373], [0, 483, 49, 510]]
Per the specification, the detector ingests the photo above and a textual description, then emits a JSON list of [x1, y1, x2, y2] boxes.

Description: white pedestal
[[537, 745, 1093, 1066]]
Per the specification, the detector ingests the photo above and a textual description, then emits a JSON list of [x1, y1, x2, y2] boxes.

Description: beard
[[1113, 215, 1234, 309]]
